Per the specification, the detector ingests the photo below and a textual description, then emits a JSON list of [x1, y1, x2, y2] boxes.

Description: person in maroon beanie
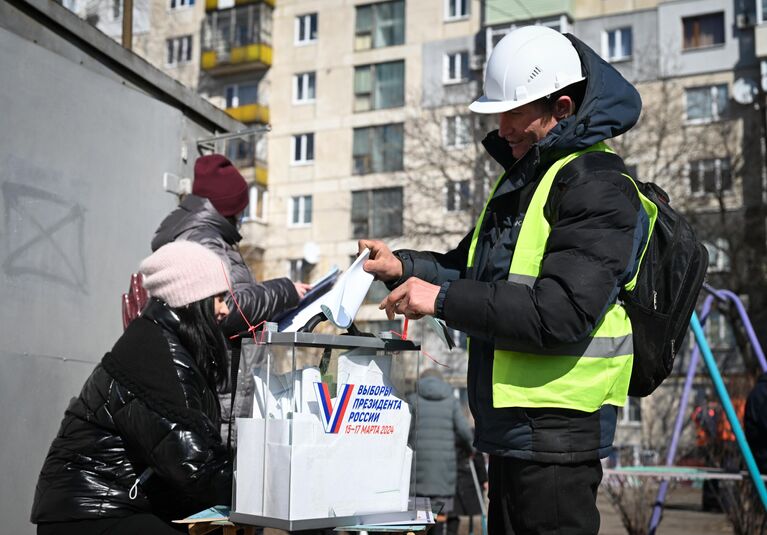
[[151, 154, 309, 338]]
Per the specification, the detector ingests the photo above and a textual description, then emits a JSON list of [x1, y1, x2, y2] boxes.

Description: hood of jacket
[[417, 376, 453, 401], [483, 32, 642, 170], [151, 195, 241, 251]]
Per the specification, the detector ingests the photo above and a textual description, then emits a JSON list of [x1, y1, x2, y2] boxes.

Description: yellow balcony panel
[[230, 43, 271, 66], [225, 103, 270, 124], [255, 165, 268, 186], [200, 44, 272, 75], [207, 0, 274, 10], [201, 50, 217, 70], [234, 0, 275, 6]]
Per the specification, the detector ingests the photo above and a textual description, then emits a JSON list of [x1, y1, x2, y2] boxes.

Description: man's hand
[[379, 278, 440, 320], [358, 239, 403, 282], [294, 282, 312, 299]]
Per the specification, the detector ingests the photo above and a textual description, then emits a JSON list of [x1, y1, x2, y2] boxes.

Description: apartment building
[[62, 0, 206, 88], [261, 0, 483, 355]]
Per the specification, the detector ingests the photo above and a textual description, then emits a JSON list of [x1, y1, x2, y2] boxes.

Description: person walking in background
[[152, 154, 309, 338], [31, 241, 235, 534], [408, 369, 473, 535], [361, 24, 650, 534]]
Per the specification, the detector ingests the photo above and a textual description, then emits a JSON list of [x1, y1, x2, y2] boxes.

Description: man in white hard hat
[[360, 26, 650, 534]]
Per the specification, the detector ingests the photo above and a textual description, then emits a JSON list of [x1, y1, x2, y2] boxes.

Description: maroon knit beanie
[[192, 154, 249, 217]]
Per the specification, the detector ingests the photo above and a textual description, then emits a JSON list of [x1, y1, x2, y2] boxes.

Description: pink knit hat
[[140, 241, 230, 307]]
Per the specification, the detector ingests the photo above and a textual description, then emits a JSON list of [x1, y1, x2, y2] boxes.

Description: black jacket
[[151, 195, 299, 336], [30, 299, 232, 524], [393, 35, 646, 462], [407, 376, 473, 497], [745, 372, 767, 473]]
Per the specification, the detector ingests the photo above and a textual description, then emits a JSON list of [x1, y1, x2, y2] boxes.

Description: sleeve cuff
[[434, 281, 451, 319], [385, 252, 411, 290]]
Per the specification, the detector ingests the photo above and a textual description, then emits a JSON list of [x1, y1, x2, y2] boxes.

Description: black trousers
[[37, 514, 185, 535], [487, 455, 602, 535]]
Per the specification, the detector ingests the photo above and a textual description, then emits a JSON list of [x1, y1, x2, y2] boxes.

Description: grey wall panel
[[574, 10, 660, 83], [658, 0, 739, 77], [421, 36, 479, 108], [0, 25, 208, 533]]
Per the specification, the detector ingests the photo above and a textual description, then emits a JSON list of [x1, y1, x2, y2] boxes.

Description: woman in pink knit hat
[[31, 242, 235, 534]]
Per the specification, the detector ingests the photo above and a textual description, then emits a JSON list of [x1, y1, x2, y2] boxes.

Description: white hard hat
[[470, 26, 585, 114]]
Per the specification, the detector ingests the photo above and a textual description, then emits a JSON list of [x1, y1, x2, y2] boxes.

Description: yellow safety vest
[[467, 142, 657, 412]]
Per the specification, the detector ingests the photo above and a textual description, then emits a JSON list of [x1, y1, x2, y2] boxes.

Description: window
[[704, 238, 730, 272], [291, 133, 314, 164], [685, 84, 728, 123], [618, 398, 642, 425], [166, 35, 193, 66], [445, 0, 469, 20], [289, 195, 312, 226], [243, 183, 267, 222], [761, 0, 767, 24], [446, 180, 471, 212], [444, 115, 471, 148], [169, 0, 194, 9], [295, 13, 317, 44], [289, 259, 315, 282], [355, 1, 405, 50], [689, 158, 732, 195], [224, 83, 258, 108], [351, 187, 403, 238], [353, 124, 404, 175], [444, 51, 469, 84], [603, 27, 632, 62], [682, 12, 725, 50], [293, 72, 316, 104], [354, 61, 405, 111], [226, 138, 255, 167]]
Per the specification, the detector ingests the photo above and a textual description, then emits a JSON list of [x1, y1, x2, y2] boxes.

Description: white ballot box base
[[229, 507, 418, 531]]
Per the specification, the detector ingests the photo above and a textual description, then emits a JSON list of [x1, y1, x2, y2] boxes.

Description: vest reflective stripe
[[495, 333, 633, 358], [467, 142, 656, 413], [506, 273, 536, 286]]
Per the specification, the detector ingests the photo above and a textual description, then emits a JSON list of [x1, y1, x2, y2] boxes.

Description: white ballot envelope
[[320, 249, 374, 329]]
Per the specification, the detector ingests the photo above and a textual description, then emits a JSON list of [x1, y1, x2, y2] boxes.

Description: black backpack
[[560, 152, 709, 397]]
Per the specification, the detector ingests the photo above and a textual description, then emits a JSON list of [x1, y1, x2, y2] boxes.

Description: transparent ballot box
[[229, 329, 421, 531]]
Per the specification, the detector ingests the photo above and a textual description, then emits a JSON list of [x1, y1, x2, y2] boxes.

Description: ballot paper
[[252, 367, 323, 419], [320, 250, 374, 329], [279, 250, 374, 332], [235, 353, 413, 521]]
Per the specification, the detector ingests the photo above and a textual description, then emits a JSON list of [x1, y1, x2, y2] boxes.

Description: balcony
[[206, 0, 274, 12], [225, 103, 269, 124], [201, 4, 273, 75]]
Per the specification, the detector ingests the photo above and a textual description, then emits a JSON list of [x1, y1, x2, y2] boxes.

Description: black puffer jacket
[[745, 372, 767, 473], [393, 34, 646, 462], [151, 195, 299, 336], [30, 299, 232, 524], [407, 376, 473, 497]]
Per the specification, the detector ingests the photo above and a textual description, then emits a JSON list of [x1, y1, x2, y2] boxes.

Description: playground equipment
[[644, 285, 767, 533]]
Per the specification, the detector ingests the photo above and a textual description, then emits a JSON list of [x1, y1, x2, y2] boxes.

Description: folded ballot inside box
[[233, 343, 415, 524]]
